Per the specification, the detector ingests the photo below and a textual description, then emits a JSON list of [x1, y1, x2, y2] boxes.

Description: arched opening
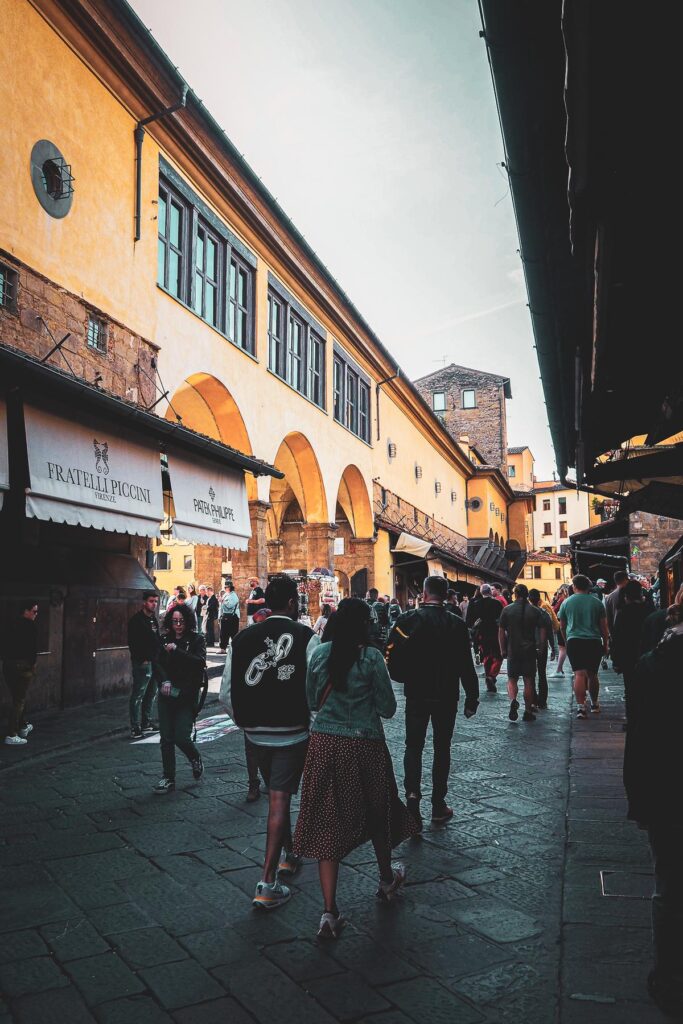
[[494, 531, 499, 547], [267, 432, 328, 541], [489, 528, 494, 542], [336, 465, 373, 539], [166, 373, 255, 500], [334, 465, 373, 601]]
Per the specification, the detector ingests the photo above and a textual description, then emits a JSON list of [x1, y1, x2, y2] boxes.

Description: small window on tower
[[87, 315, 106, 353], [462, 389, 476, 409]]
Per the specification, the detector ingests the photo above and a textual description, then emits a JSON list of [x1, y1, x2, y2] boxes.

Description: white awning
[[391, 532, 433, 559], [0, 399, 8, 511], [168, 451, 250, 550], [24, 405, 163, 537]]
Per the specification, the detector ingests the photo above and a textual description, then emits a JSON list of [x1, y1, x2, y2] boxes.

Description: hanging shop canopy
[[167, 451, 250, 549], [24, 404, 165, 537], [0, 399, 8, 511], [0, 346, 282, 545], [391, 532, 433, 559]]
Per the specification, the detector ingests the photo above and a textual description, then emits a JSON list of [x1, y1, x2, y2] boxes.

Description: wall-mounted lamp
[[387, 441, 397, 459], [415, 464, 422, 480]]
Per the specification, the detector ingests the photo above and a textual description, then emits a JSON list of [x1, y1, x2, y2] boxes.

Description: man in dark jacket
[[229, 575, 318, 911], [387, 575, 479, 830], [466, 583, 503, 691], [127, 590, 160, 738], [366, 588, 388, 648], [529, 588, 556, 710], [205, 587, 219, 647], [623, 616, 683, 1018], [2, 598, 39, 746], [611, 579, 651, 724]]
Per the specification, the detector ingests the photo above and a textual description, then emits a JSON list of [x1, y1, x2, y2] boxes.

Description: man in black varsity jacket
[[229, 574, 318, 911]]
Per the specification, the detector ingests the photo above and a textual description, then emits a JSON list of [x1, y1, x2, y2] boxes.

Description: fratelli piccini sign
[[24, 405, 164, 536]]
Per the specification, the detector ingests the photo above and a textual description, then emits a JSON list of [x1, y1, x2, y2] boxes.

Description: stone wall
[[0, 250, 158, 407], [629, 512, 683, 578], [414, 365, 508, 470]]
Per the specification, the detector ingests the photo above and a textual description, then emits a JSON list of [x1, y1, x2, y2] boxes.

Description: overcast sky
[[132, 0, 556, 477]]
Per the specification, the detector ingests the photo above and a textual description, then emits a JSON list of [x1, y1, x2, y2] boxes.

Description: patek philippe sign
[[24, 405, 164, 536], [168, 452, 250, 549]]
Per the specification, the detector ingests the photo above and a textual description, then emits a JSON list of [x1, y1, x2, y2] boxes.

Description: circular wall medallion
[[30, 140, 74, 218]]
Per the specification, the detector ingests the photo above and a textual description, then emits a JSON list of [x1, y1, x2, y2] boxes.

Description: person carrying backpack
[[386, 575, 479, 830]]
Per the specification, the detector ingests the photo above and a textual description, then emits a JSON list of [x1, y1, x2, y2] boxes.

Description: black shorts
[[246, 738, 308, 794], [506, 650, 537, 679], [566, 638, 603, 672]]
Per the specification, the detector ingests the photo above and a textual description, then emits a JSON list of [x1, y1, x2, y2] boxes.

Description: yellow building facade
[[1, 0, 537, 643]]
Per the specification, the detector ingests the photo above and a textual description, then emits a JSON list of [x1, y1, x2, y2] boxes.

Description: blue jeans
[[129, 661, 156, 729]]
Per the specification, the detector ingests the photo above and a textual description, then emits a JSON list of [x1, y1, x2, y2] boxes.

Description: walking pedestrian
[[127, 590, 161, 739], [204, 586, 219, 648], [219, 582, 240, 652], [154, 602, 207, 793], [641, 583, 683, 653], [605, 570, 629, 668], [466, 583, 503, 692], [246, 577, 266, 625], [492, 584, 508, 607], [459, 593, 470, 619], [366, 588, 388, 649], [446, 589, 463, 617], [294, 598, 417, 938], [528, 588, 556, 710], [552, 586, 570, 676], [312, 603, 333, 638], [2, 598, 39, 746], [387, 575, 479, 829], [186, 583, 199, 620], [623, 605, 683, 1018], [498, 584, 546, 722], [611, 579, 650, 725], [387, 597, 402, 627], [228, 575, 318, 910], [558, 574, 609, 719]]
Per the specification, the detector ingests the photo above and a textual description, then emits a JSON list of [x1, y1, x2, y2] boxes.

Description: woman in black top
[[154, 603, 207, 794]]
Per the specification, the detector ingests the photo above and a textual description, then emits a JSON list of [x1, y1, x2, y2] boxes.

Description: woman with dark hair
[[154, 602, 207, 794], [293, 597, 417, 939], [312, 603, 333, 637]]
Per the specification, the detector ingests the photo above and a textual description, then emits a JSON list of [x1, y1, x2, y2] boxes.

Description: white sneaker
[[4, 735, 28, 746], [18, 723, 33, 739]]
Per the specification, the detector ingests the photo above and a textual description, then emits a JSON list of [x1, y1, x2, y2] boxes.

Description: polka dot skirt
[[293, 732, 418, 862]]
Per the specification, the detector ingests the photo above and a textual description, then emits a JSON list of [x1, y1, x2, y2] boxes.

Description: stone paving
[[0, 665, 664, 1023]]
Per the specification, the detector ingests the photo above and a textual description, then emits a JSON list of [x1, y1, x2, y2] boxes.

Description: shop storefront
[[389, 530, 512, 606], [0, 346, 279, 712]]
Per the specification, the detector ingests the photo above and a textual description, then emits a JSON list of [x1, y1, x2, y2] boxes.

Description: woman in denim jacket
[[293, 598, 417, 939]]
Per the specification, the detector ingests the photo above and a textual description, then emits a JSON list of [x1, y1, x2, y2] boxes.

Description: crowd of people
[[3, 564, 682, 1009]]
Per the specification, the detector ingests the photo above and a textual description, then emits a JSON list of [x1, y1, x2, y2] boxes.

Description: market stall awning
[[391, 532, 433, 559], [167, 451, 250, 549], [24, 405, 164, 537], [0, 399, 8, 511]]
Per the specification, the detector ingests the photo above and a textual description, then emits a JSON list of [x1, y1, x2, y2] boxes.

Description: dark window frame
[[157, 168, 256, 355], [558, 496, 567, 515], [432, 391, 446, 412], [332, 344, 371, 443], [86, 314, 107, 354], [0, 261, 18, 314], [462, 388, 477, 409], [267, 284, 326, 410]]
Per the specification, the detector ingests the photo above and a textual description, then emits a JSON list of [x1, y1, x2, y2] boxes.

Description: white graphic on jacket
[[245, 634, 294, 687]]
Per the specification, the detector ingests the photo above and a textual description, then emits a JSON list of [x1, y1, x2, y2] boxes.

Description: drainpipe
[[375, 370, 400, 442], [134, 86, 189, 242]]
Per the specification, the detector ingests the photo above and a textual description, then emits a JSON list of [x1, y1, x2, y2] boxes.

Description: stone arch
[[489, 528, 494, 542], [267, 432, 328, 540], [335, 465, 373, 538], [166, 372, 256, 500]]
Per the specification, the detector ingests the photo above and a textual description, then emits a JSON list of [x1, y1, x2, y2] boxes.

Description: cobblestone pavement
[[0, 666, 663, 1023]]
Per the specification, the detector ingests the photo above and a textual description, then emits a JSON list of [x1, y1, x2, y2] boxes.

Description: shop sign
[[167, 451, 250, 549]]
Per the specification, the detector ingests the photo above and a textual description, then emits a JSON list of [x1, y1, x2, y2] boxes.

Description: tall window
[[157, 184, 186, 300], [229, 254, 251, 350], [559, 521, 568, 538], [543, 498, 551, 511], [533, 565, 542, 579], [0, 262, 18, 312], [359, 381, 370, 442], [433, 391, 446, 412], [87, 315, 106, 353], [558, 496, 567, 515], [555, 567, 562, 579], [508, 465, 516, 478], [346, 370, 358, 434], [194, 223, 220, 327], [286, 314, 303, 391], [158, 172, 255, 353], [307, 333, 323, 406], [267, 287, 325, 410], [268, 293, 285, 374], [333, 351, 370, 442], [333, 357, 343, 420], [543, 522, 552, 535], [462, 389, 476, 409]]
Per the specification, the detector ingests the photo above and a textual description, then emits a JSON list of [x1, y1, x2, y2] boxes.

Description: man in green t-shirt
[[558, 575, 609, 719]]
